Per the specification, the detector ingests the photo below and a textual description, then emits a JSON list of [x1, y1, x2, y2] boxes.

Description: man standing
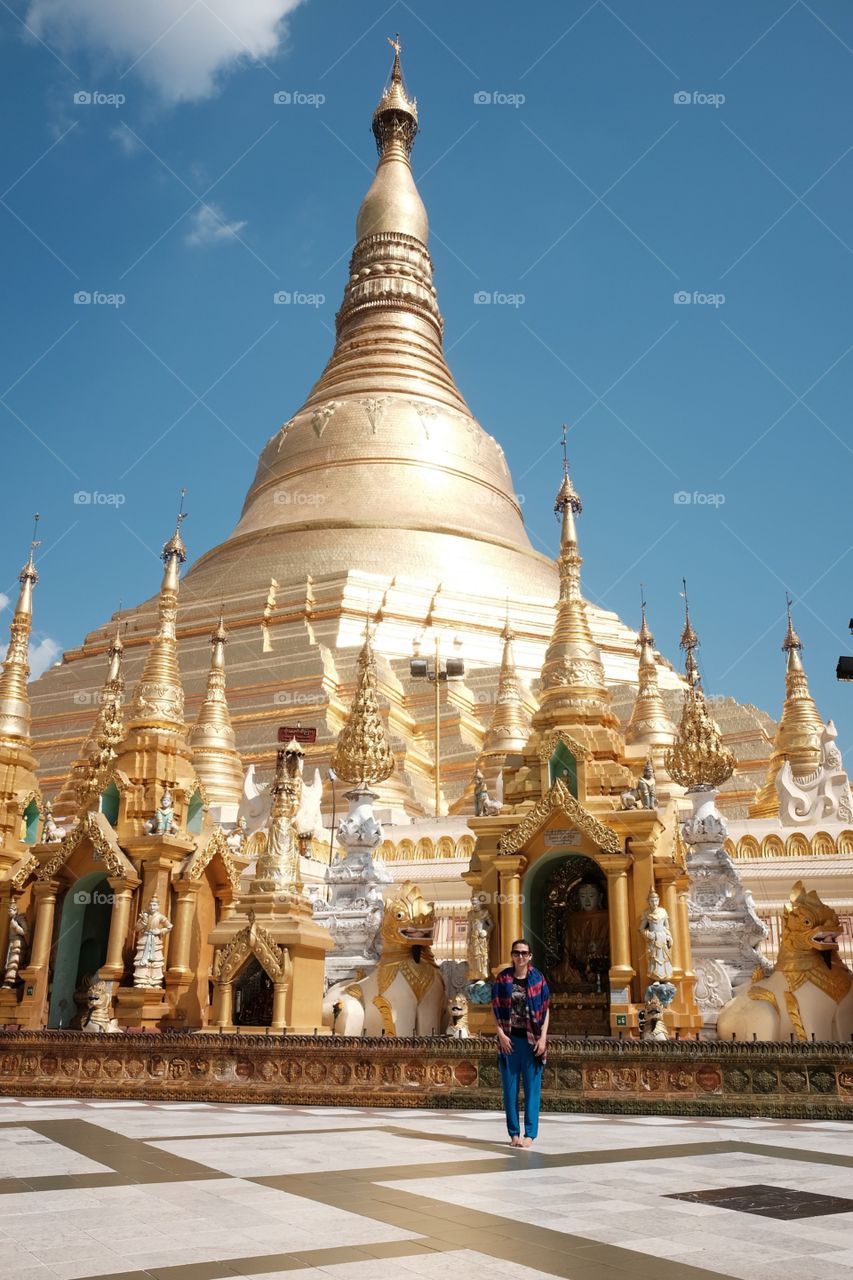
[[492, 939, 550, 1147]]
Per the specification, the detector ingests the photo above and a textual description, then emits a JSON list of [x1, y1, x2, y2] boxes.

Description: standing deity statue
[[466, 893, 493, 982], [253, 740, 304, 892], [145, 788, 179, 836], [636, 759, 657, 810], [640, 889, 674, 982], [133, 896, 173, 988], [2, 902, 29, 988]]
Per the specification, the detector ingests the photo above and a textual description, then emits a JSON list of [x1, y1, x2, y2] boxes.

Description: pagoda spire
[[482, 613, 531, 756], [749, 596, 823, 818], [53, 619, 126, 821], [331, 630, 395, 787], [0, 514, 40, 746], [188, 613, 243, 808], [533, 428, 613, 728], [625, 592, 677, 753], [665, 583, 735, 790], [127, 496, 188, 733]]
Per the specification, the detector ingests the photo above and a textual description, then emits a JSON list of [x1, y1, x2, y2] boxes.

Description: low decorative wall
[[0, 1031, 851, 1119]]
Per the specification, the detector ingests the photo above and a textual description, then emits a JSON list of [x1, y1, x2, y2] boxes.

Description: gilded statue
[[552, 879, 610, 986], [717, 882, 853, 1042], [2, 902, 29, 988], [322, 881, 446, 1035], [41, 800, 66, 843], [466, 892, 493, 982], [133, 896, 173, 988], [640, 888, 673, 982]]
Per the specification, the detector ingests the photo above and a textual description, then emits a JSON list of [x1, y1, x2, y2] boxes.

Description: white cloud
[[0, 593, 9, 612], [184, 202, 247, 246], [111, 126, 142, 155], [27, 0, 307, 104], [0, 635, 62, 680]]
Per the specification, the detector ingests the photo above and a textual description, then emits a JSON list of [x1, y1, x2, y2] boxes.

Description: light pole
[[410, 634, 464, 817]]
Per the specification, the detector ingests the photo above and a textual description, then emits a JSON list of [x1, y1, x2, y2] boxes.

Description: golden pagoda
[[748, 600, 823, 818], [187, 615, 243, 812], [625, 599, 678, 760], [51, 620, 125, 824], [331, 631, 396, 787], [665, 586, 736, 791]]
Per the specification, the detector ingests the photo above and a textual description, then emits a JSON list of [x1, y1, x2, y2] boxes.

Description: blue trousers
[[499, 1035, 543, 1139]]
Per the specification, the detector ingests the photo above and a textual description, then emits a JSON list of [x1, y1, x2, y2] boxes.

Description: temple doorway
[[534, 854, 611, 1036], [233, 957, 274, 1027], [47, 872, 113, 1028]]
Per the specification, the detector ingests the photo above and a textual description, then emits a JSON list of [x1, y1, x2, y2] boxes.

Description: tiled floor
[[0, 1098, 849, 1279]]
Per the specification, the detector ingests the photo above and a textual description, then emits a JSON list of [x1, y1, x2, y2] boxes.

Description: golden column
[[18, 879, 59, 1027], [495, 854, 526, 959], [166, 880, 201, 981], [598, 854, 634, 985], [100, 877, 138, 980]]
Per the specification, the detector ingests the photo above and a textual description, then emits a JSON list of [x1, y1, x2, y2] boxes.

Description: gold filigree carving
[[537, 729, 590, 764], [784, 990, 807, 1042], [216, 920, 291, 985], [498, 778, 621, 856], [184, 826, 241, 890]]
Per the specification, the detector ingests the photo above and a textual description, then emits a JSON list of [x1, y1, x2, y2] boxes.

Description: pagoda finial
[[371, 33, 418, 157], [626, 593, 677, 752], [665, 589, 735, 789], [331, 632, 395, 786], [0, 514, 41, 744], [749, 598, 823, 818], [188, 612, 243, 807], [127, 499, 188, 732], [533, 438, 611, 727]]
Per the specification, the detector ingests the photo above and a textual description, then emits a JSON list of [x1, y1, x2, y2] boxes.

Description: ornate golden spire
[[665, 583, 735, 789], [625, 594, 677, 751], [0, 515, 40, 745], [331, 631, 395, 786], [188, 614, 243, 807], [55, 620, 126, 818], [483, 615, 531, 755], [127, 498, 188, 732], [534, 429, 612, 726], [371, 34, 418, 157], [749, 597, 823, 818]]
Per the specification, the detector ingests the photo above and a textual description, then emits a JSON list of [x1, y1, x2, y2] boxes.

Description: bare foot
[[521, 1136, 534, 1148], [510, 1136, 522, 1147]]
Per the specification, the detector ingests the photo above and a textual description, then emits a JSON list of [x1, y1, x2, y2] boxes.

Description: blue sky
[[1, 0, 852, 754]]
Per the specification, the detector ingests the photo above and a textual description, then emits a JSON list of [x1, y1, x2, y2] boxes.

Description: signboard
[[277, 725, 317, 745], [544, 827, 580, 847], [615, 1014, 627, 1027]]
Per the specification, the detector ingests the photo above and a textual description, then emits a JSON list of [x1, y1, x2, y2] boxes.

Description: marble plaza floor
[[0, 1100, 850, 1280]]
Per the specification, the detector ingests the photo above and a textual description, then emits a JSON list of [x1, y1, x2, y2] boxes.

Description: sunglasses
[[511, 950, 530, 957]]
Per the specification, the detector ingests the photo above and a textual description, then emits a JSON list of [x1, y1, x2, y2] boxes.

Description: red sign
[[277, 725, 317, 745]]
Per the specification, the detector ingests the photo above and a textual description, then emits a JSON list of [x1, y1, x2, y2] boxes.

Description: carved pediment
[[537, 729, 590, 764], [36, 811, 135, 882], [182, 826, 241, 890], [498, 779, 621, 856], [214, 917, 292, 985]]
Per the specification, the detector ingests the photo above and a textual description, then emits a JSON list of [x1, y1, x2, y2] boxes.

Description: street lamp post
[[410, 634, 464, 817]]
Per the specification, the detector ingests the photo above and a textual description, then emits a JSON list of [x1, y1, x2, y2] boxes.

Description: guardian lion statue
[[322, 881, 446, 1036], [716, 882, 853, 1042]]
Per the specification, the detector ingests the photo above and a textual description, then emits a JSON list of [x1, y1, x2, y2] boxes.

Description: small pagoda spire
[[625, 590, 677, 751], [483, 613, 531, 755], [664, 582, 735, 789], [188, 613, 243, 808], [0, 515, 40, 745], [534, 428, 611, 726], [54, 619, 126, 820], [331, 630, 395, 786], [127, 494, 188, 732], [749, 596, 823, 818]]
